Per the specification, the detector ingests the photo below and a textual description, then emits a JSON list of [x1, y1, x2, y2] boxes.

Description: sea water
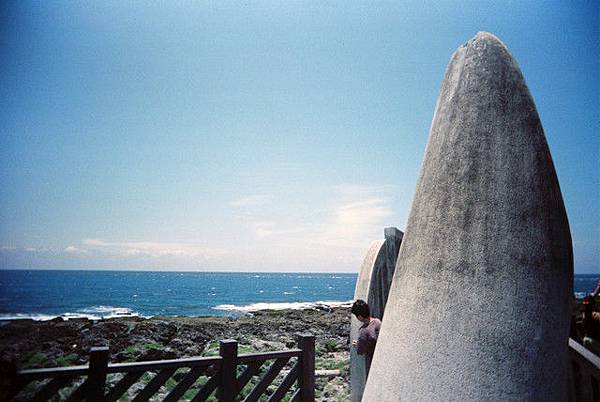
[[0, 270, 597, 320], [0, 270, 356, 319]]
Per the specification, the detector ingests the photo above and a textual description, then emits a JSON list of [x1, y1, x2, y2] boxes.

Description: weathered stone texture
[[351, 227, 403, 402], [363, 32, 573, 401]]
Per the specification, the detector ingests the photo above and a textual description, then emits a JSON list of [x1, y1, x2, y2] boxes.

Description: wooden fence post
[[86, 346, 109, 402], [297, 334, 315, 402], [218, 339, 238, 402]]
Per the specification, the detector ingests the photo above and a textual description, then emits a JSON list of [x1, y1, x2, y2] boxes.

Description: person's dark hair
[[352, 299, 370, 318]]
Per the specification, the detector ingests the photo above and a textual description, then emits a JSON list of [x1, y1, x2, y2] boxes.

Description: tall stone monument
[[351, 227, 403, 402], [363, 32, 573, 401]]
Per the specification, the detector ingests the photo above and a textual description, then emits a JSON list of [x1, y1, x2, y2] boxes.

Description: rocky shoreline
[[0, 307, 351, 401], [2, 301, 592, 401]]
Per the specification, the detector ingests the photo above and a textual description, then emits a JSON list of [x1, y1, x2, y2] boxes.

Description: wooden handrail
[[107, 356, 223, 373], [569, 337, 600, 402], [18, 365, 90, 381], [12, 334, 316, 402], [569, 338, 600, 370], [237, 349, 302, 364], [18, 356, 224, 379]]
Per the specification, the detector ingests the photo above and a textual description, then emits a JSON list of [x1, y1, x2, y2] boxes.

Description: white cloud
[[230, 194, 271, 208], [82, 239, 227, 259], [82, 239, 110, 247], [241, 184, 397, 264], [64, 245, 88, 254], [1, 184, 400, 272], [312, 184, 396, 248]]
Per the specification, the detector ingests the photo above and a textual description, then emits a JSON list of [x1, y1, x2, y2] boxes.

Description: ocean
[[0, 270, 597, 320]]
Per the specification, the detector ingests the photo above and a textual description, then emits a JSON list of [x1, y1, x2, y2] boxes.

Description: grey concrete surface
[[362, 32, 573, 401], [351, 228, 403, 402]]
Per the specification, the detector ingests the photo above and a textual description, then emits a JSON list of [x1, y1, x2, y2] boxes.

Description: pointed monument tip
[[460, 31, 507, 50], [452, 32, 512, 70], [451, 31, 515, 74], [474, 31, 499, 41]]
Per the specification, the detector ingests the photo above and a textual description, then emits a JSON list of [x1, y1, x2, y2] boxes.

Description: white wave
[[0, 313, 58, 321], [212, 300, 353, 313], [78, 306, 137, 316], [0, 306, 143, 321]]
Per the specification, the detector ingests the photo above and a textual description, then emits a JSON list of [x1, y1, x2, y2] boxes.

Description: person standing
[[351, 299, 382, 375], [583, 295, 600, 355]]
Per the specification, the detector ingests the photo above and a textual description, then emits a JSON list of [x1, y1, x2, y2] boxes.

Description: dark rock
[[138, 347, 177, 361]]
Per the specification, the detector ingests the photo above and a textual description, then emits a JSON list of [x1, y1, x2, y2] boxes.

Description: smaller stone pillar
[[350, 227, 403, 402]]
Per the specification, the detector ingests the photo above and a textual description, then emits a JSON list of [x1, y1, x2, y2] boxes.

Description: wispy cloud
[[312, 184, 396, 248], [64, 245, 88, 254], [230, 194, 271, 208], [253, 221, 307, 239], [1, 184, 399, 272], [242, 184, 397, 247], [82, 239, 227, 259]]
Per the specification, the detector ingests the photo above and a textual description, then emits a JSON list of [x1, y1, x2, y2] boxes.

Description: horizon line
[[0, 268, 598, 275], [0, 267, 360, 274]]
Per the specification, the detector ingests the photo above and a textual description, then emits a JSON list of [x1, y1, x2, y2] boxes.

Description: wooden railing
[[8, 334, 315, 402], [570, 338, 600, 402], [10, 334, 600, 401]]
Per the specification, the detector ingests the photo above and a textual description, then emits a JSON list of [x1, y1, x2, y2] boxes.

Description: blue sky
[[0, 1, 597, 272]]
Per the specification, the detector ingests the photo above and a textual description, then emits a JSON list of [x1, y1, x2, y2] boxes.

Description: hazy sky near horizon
[[1, 1, 598, 273]]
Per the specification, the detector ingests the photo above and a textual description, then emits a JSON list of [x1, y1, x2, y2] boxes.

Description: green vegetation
[[203, 341, 220, 356], [121, 341, 163, 361], [56, 353, 78, 367], [164, 376, 178, 392], [141, 371, 154, 384], [57, 379, 85, 400], [238, 344, 255, 354], [183, 388, 198, 400], [180, 375, 213, 400], [323, 339, 340, 353], [201, 341, 257, 356], [24, 351, 48, 368], [316, 356, 348, 371], [124, 341, 162, 355]]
